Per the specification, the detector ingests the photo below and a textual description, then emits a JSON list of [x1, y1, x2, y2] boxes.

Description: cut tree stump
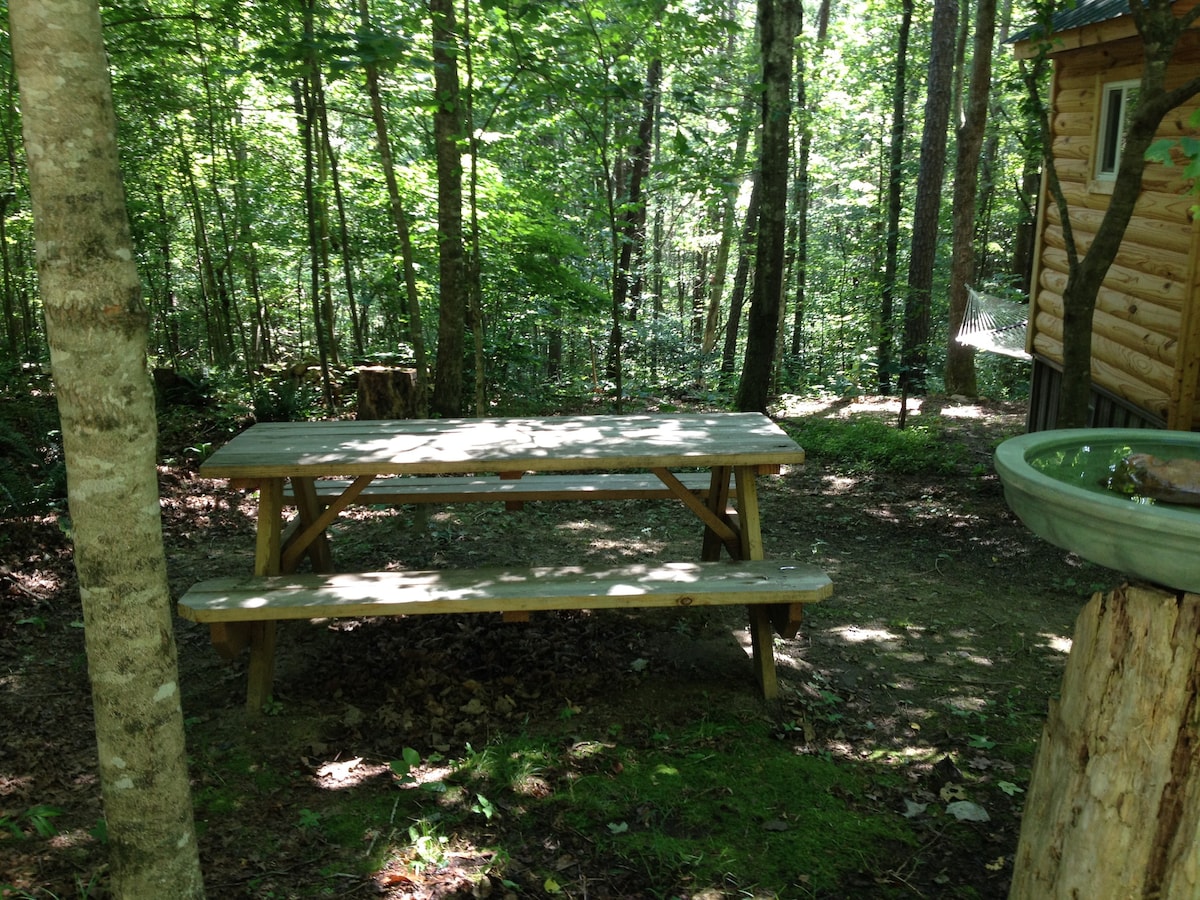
[[356, 366, 419, 420], [1010, 582, 1200, 899]]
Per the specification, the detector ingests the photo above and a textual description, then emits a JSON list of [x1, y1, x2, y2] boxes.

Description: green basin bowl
[[994, 428, 1200, 593]]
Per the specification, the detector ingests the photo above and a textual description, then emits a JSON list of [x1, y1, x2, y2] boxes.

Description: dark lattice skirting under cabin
[[1026, 355, 1167, 433]]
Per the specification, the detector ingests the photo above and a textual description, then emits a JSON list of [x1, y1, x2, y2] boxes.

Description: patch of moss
[[461, 718, 915, 895]]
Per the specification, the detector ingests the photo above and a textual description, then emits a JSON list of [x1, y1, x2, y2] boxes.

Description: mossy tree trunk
[[9, 0, 205, 895]]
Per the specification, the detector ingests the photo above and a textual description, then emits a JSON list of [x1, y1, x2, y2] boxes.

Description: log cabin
[[1011, 0, 1200, 430]]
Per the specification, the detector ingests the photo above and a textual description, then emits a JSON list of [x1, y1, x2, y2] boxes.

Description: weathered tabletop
[[199, 412, 805, 478], [200, 412, 804, 576]]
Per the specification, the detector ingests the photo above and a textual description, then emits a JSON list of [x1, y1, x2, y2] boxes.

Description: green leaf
[[1146, 138, 1177, 165], [472, 793, 496, 819], [24, 805, 62, 838]]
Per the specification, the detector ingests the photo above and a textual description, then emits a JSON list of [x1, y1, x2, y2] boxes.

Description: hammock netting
[[956, 286, 1031, 360]]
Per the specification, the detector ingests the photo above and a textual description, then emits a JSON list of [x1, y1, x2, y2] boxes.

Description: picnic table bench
[[185, 413, 829, 711], [280, 471, 730, 508], [178, 560, 833, 712]]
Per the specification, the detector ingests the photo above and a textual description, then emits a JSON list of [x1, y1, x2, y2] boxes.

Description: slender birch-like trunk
[[9, 0, 205, 895]]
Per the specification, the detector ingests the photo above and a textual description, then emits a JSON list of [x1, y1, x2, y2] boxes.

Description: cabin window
[[1095, 80, 1140, 181]]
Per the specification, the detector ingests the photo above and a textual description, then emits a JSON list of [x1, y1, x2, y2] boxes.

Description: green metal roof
[[1011, 0, 1141, 43]]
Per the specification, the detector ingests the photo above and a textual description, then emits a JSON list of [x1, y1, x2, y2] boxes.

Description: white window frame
[[1095, 79, 1140, 182]]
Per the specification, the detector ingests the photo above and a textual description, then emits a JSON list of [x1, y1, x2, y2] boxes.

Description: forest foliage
[[0, 0, 1041, 416]]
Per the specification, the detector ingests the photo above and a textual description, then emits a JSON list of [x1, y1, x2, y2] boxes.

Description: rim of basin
[[994, 427, 1200, 533]]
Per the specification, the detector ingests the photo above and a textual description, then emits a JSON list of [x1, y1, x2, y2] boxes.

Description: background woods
[[0, 0, 1051, 413], [4, 0, 1200, 896]]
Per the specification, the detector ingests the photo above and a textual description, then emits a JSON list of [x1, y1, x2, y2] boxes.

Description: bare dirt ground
[[0, 396, 1110, 898]]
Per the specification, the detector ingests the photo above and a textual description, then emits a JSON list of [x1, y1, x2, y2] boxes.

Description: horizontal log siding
[[1029, 24, 1200, 429]]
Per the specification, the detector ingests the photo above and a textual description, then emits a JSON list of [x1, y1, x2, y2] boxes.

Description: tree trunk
[[721, 173, 761, 379], [462, 0, 487, 416], [787, 0, 830, 364], [9, 0, 206, 894], [1011, 583, 1200, 898], [316, 85, 364, 357], [430, 0, 467, 418], [702, 82, 754, 357], [358, 0, 428, 412], [974, 0, 1015, 280], [899, 0, 957, 396], [226, 105, 272, 369], [735, 0, 799, 412], [180, 134, 230, 366], [944, 0, 996, 396], [356, 366, 419, 420], [878, 0, 913, 395], [604, 56, 662, 396], [0, 191, 18, 359]]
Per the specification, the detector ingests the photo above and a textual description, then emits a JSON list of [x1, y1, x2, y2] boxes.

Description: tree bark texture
[[430, 0, 467, 417], [1010, 583, 1200, 898], [899, 0, 956, 395], [735, 0, 799, 412], [878, 0, 912, 395], [721, 173, 760, 378], [9, 0, 206, 895], [944, 0, 996, 396], [703, 88, 752, 357], [356, 366, 419, 419]]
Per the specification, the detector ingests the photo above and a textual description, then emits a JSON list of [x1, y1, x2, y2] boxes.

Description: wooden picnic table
[[200, 412, 805, 574], [188, 412, 827, 707]]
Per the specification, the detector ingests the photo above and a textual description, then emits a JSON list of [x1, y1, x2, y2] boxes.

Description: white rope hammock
[[956, 285, 1031, 360]]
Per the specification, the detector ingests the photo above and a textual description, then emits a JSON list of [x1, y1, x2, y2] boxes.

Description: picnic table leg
[[248, 479, 284, 713], [748, 605, 779, 699], [254, 477, 285, 576], [701, 466, 732, 561], [733, 466, 764, 560], [735, 466, 779, 698], [290, 477, 334, 573], [244, 621, 277, 713]]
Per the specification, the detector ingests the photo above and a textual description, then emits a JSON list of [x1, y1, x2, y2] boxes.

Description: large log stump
[[356, 366, 419, 420], [1010, 583, 1200, 898]]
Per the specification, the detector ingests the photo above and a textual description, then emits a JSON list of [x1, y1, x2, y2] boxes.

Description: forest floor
[[0, 395, 1118, 899]]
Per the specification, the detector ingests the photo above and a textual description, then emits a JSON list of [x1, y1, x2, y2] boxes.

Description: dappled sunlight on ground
[[940, 404, 988, 419], [1039, 632, 1073, 654], [775, 394, 926, 419], [819, 473, 865, 494], [310, 756, 390, 790], [829, 623, 905, 645]]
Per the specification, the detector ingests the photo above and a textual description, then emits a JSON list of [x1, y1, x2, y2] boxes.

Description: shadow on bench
[[179, 560, 832, 712]]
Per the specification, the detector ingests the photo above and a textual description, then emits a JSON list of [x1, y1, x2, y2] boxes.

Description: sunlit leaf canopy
[[0, 0, 1037, 405]]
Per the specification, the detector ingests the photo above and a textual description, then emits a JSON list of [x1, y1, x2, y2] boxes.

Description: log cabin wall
[[1017, 1, 1200, 430]]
